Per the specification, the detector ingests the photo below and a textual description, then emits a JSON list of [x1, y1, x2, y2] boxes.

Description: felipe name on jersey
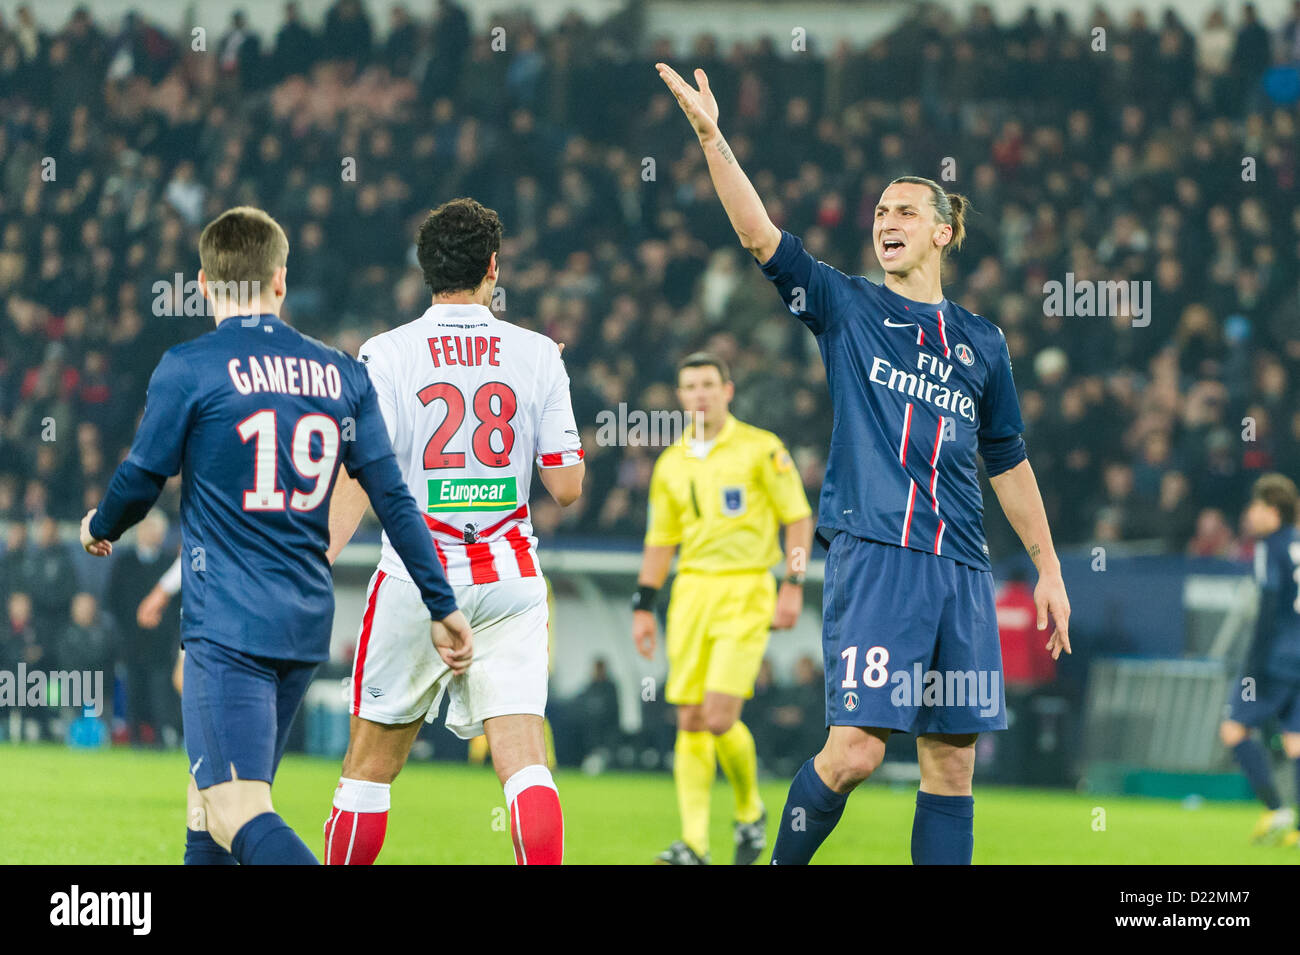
[[427, 333, 501, 368]]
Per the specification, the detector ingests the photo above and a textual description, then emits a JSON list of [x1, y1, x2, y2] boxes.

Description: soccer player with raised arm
[[657, 65, 1071, 864], [323, 198, 583, 865], [1218, 474, 1300, 847], [79, 207, 470, 865]]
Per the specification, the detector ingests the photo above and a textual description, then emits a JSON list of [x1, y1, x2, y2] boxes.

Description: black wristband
[[631, 585, 659, 612], [784, 572, 806, 586]]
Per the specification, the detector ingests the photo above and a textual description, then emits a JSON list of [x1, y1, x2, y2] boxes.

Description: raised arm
[[656, 64, 781, 262]]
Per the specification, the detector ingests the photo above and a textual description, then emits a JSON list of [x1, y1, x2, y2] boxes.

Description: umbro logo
[[367, 687, 384, 698], [883, 318, 914, 328]]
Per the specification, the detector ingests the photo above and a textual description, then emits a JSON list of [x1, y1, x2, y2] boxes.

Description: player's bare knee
[[1282, 733, 1300, 760], [704, 711, 736, 736], [677, 705, 706, 733], [825, 745, 881, 791]]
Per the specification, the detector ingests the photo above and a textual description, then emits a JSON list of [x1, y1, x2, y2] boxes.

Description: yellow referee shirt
[[645, 415, 811, 574]]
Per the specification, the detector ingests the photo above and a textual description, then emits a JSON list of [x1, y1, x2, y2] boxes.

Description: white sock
[[503, 764, 556, 805], [333, 777, 391, 813]]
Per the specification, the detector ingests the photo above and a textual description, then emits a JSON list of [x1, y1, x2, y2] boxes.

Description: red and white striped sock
[[324, 777, 390, 865], [504, 765, 563, 865]]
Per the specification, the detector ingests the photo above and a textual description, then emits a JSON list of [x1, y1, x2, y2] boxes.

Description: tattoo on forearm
[[715, 138, 735, 164], [1028, 543, 1041, 561]]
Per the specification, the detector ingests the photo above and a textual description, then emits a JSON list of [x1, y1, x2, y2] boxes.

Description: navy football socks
[[230, 812, 319, 865], [911, 791, 974, 864], [770, 758, 849, 864], [184, 828, 238, 865], [1232, 739, 1281, 810]]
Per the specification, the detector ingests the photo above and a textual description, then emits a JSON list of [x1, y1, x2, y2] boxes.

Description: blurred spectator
[[1187, 507, 1240, 558], [4, 591, 51, 738], [27, 516, 77, 639], [104, 512, 179, 746], [58, 592, 116, 718]]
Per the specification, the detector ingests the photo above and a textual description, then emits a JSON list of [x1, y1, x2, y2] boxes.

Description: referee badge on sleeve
[[772, 448, 794, 473], [721, 486, 746, 516]]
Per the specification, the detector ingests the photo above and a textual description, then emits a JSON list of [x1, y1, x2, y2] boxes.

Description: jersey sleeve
[[535, 342, 584, 468], [341, 358, 399, 474], [125, 349, 199, 477], [977, 329, 1028, 475], [357, 337, 400, 447], [758, 230, 853, 336], [758, 436, 812, 524], [644, 453, 683, 547]]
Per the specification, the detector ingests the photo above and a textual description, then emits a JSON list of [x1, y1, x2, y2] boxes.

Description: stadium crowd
[[1, 1, 1298, 752]]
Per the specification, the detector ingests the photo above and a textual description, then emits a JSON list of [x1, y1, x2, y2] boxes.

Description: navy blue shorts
[[182, 636, 317, 790], [1226, 672, 1300, 732], [821, 533, 1006, 735]]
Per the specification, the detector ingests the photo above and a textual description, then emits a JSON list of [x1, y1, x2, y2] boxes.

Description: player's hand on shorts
[[137, 585, 170, 628], [431, 609, 473, 676], [656, 63, 721, 142], [1035, 569, 1071, 660], [771, 581, 803, 630], [79, 509, 112, 557], [633, 609, 657, 660]]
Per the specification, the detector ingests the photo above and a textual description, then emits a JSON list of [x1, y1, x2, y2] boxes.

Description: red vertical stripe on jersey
[[432, 540, 448, 570], [916, 327, 925, 346], [937, 309, 950, 358], [505, 526, 538, 577], [898, 403, 913, 466], [352, 571, 386, 714], [901, 480, 917, 548], [935, 520, 946, 555], [929, 418, 944, 512], [466, 542, 498, 583]]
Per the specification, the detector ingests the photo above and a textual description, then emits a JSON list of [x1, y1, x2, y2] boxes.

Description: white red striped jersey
[[357, 303, 582, 586]]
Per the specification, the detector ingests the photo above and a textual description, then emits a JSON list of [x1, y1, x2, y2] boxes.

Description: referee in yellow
[[633, 352, 813, 865]]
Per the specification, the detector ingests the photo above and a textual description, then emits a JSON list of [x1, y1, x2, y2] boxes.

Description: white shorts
[[349, 571, 549, 739]]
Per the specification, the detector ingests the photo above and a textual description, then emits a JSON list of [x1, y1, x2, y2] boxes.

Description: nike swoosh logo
[[190, 756, 204, 775], [883, 319, 914, 328]]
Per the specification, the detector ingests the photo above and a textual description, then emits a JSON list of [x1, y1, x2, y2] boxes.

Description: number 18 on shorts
[[822, 534, 1007, 735]]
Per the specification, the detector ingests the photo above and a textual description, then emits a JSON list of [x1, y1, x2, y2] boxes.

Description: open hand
[[655, 64, 721, 142]]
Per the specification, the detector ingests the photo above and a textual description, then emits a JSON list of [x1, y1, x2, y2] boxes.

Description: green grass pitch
[[1, 744, 1296, 864]]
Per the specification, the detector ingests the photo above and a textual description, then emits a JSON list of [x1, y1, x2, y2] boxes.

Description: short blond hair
[[198, 206, 289, 286]]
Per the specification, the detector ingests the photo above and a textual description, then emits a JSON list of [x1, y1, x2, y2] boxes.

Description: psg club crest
[[721, 486, 746, 516], [843, 691, 860, 712], [955, 343, 975, 366]]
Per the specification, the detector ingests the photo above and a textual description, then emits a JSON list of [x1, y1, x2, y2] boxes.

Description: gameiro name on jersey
[[88, 314, 457, 663], [358, 302, 583, 587], [759, 230, 1027, 571]]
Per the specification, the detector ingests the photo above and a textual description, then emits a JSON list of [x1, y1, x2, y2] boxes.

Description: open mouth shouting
[[880, 236, 907, 262]]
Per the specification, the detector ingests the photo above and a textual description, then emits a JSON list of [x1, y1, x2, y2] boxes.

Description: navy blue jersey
[[111, 315, 411, 662], [760, 231, 1026, 571], [1250, 526, 1300, 680]]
